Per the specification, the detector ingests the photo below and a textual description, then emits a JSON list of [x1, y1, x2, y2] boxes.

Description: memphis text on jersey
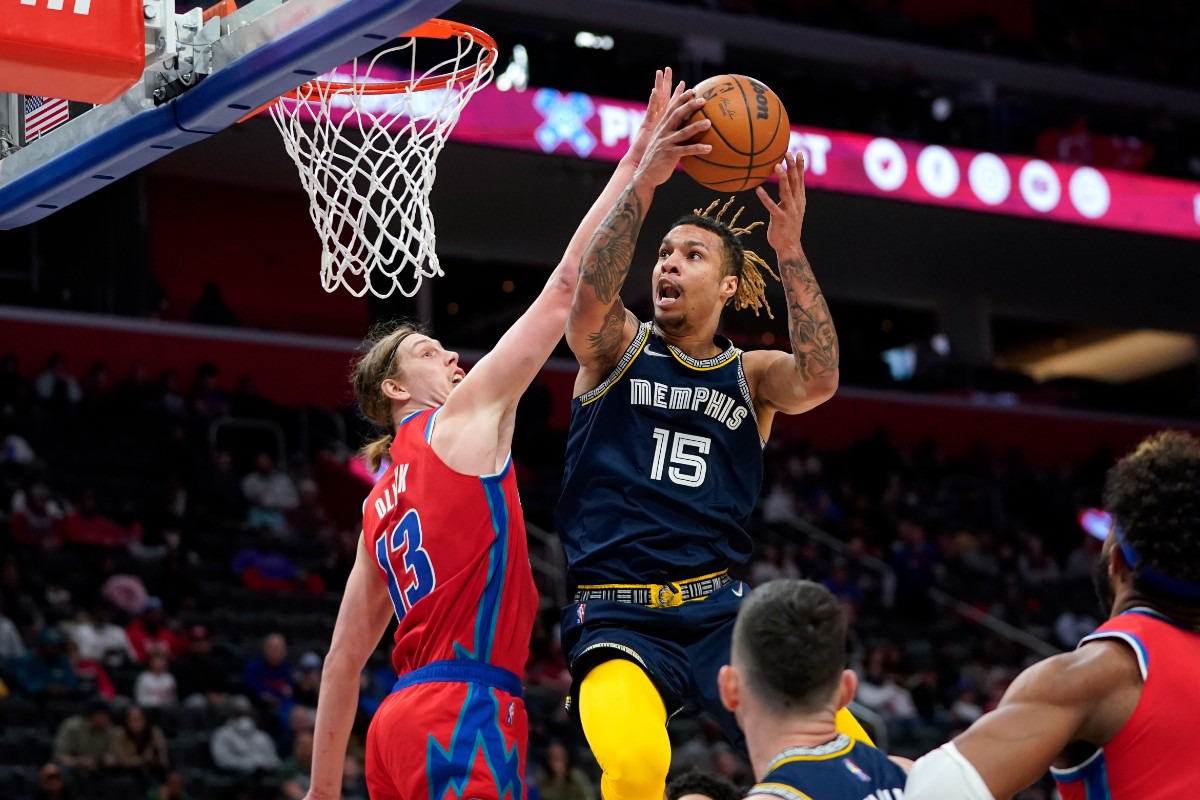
[[628, 379, 750, 431]]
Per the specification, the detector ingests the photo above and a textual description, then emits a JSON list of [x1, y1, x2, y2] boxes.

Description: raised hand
[[631, 83, 712, 188], [627, 67, 674, 165], [755, 151, 807, 253]]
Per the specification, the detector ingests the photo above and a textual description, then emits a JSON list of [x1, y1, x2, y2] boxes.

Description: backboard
[[0, 0, 459, 229]]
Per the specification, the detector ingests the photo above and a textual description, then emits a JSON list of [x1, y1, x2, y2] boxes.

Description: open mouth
[[656, 281, 681, 307], [451, 370, 465, 385]]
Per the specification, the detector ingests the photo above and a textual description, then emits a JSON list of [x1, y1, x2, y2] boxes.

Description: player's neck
[[1111, 592, 1200, 630], [744, 710, 841, 781], [652, 321, 724, 359]]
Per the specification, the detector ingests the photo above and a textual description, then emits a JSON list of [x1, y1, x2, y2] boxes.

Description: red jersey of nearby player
[[361, 408, 538, 678], [1052, 608, 1200, 799]]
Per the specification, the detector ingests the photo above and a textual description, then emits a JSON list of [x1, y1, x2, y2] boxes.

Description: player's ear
[[718, 664, 739, 712], [380, 377, 409, 402], [720, 273, 738, 303], [835, 669, 857, 711]]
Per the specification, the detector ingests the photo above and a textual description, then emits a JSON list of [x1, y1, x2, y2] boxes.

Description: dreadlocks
[[672, 197, 780, 319]]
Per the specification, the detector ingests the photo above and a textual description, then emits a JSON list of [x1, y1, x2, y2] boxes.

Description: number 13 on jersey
[[650, 427, 711, 487], [374, 508, 437, 620]]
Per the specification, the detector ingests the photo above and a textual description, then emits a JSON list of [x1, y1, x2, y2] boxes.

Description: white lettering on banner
[[863, 138, 907, 191], [1069, 167, 1110, 219], [787, 132, 831, 175], [916, 145, 960, 198], [1019, 159, 1061, 212], [598, 104, 645, 148], [19, 0, 91, 9], [967, 152, 1011, 206]]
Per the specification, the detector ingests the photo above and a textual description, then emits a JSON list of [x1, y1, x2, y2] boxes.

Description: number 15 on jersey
[[650, 427, 711, 487]]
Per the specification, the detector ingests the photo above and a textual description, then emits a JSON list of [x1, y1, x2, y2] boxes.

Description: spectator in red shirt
[[56, 489, 142, 549], [125, 598, 183, 662]]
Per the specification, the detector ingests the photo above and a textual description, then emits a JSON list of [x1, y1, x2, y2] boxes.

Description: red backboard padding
[[0, 0, 144, 104]]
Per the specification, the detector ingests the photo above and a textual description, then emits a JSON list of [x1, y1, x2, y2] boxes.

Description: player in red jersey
[[300, 69, 689, 800], [906, 430, 1200, 800]]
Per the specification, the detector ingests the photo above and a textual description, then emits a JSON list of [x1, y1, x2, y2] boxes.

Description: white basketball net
[[270, 25, 495, 298]]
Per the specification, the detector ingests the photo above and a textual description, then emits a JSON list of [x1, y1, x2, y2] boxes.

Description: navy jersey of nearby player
[[751, 736, 908, 800], [556, 322, 764, 584]]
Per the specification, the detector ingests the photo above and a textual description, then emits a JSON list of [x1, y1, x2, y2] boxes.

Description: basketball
[[680, 74, 791, 193]]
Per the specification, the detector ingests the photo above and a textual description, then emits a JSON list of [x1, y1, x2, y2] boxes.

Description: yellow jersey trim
[[578, 325, 649, 407], [575, 569, 729, 591], [771, 738, 855, 765]]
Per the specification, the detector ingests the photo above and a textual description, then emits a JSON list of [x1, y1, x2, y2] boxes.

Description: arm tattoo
[[780, 255, 839, 381], [580, 185, 644, 305], [587, 304, 628, 354]]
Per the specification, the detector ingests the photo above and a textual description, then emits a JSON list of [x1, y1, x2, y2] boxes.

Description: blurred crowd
[[1, 350, 1108, 798]]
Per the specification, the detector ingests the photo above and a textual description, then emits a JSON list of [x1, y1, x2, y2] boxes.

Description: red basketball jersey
[[362, 408, 538, 677], [1053, 608, 1200, 799]]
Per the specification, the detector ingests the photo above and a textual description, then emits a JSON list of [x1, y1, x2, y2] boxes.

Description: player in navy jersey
[[557, 80, 867, 800], [906, 431, 1200, 800], [720, 580, 907, 800], [299, 70, 679, 800]]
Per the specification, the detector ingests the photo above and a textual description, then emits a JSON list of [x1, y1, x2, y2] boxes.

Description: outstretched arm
[[744, 153, 839, 423], [304, 535, 394, 800], [434, 71, 695, 472], [906, 641, 1140, 800], [566, 84, 712, 388]]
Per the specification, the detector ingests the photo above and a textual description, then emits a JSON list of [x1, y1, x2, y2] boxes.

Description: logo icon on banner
[[916, 146, 960, 198], [533, 89, 597, 157], [1019, 160, 1061, 213], [863, 138, 907, 191], [1068, 167, 1110, 219], [967, 153, 1011, 206]]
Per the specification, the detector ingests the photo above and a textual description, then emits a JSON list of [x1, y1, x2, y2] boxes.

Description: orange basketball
[[680, 74, 791, 193]]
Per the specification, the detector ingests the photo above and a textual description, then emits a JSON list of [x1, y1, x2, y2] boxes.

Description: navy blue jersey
[[752, 736, 907, 800], [556, 322, 764, 584]]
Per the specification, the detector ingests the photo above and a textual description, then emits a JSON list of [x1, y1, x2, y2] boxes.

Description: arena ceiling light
[[574, 31, 614, 50]]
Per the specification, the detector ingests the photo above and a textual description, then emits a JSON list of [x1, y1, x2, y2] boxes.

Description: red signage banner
[[279, 81, 1200, 241]]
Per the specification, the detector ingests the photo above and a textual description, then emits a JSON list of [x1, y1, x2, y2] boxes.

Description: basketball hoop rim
[[284, 19, 497, 98]]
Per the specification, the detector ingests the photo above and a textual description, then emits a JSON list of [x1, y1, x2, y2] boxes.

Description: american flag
[[23, 95, 70, 141]]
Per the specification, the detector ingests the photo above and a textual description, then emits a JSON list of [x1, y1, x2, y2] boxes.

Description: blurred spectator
[[210, 696, 281, 774], [113, 362, 156, 418], [188, 281, 240, 327], [233, 534, 308, 593], [293, 652, 322, 707], [0, 594, 26, 662], [134, 652, 178, 708], [341, 754, 368, 800], [1016, 537, 1060, 586], [948, 684, 984, 726], [32, 762, 73, 800], [13, 628, 80, 700], [855, 647, 918, 731], [190, 363, 229, 420], [1, 554, 44, 632], [196, 450, 246, 521], [244, 633, 294, 712], [114, 704, 170, 779], [288, 479, 335, 541], [125, 598, 183, 661], [241, 453, 299, 532], [146, 772, 190, 800], [665, 767, 741, 800], [748, 541, 800, 586], [10, 483, 67, 549], [174, 626, 230, 707], [69, 605, 135, 667], [0, 352, 26, 419], [34, 353, 82, 409], [158, 370, 187, 419], [56, 488, 142, 549], [278, 730, 314, 800], [534, 741, 595, 800], [53, 699, 119, 775], [66, 639, 116, 700]]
